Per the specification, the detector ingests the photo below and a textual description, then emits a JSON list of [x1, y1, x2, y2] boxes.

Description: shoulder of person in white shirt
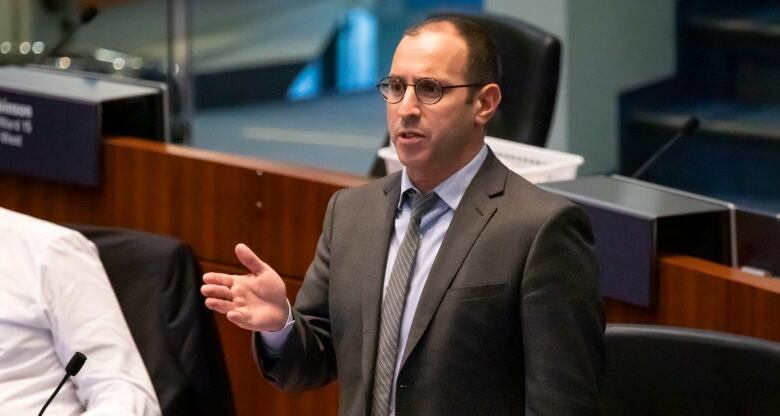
[[0, 207, 161, 416]]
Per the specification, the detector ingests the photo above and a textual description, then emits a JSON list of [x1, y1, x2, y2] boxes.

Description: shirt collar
[[398, 144, 488, 211]]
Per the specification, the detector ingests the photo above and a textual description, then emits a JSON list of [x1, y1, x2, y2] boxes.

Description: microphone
[[65, 351, 87, 376], [38, 352, 87, 416], [631, 116, 700, 179], [36, 7, 99, 63]]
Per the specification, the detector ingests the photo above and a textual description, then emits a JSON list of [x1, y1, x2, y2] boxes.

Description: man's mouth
[[397, 130, 426, 140]]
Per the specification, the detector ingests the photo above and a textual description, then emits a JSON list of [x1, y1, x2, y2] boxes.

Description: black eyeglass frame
[[376, 76, 485, 105]]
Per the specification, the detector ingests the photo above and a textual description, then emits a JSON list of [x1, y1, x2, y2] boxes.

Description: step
[[623, 97, 780, 213], [688, 6, 780, 44], [630, 98, 780, 143]]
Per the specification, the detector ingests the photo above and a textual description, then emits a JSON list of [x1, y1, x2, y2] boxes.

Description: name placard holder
[[0, 66, 167, 186], [542, 175, 733, 307]]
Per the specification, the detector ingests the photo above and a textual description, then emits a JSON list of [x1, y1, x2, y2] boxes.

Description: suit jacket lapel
[[401, 151, 508, 366], [360, 174, 402, 395]]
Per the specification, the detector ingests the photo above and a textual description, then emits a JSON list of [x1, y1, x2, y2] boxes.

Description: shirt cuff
[[259, 299, 294, 356]]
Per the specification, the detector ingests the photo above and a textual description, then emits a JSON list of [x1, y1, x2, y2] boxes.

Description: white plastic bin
[[377, 136, 584, 183]]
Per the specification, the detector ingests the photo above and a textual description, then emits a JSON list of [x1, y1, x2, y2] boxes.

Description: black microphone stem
[[38, 374, 70, 416], [632, 117, 700, 179], [38, 352, 87, 416], [35, 6, 99, 64], [632, 134, 683, 179]]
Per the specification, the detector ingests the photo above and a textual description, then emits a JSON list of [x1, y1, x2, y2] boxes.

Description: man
[[0, 207, 160, 415], [202, 16, 604, 415]]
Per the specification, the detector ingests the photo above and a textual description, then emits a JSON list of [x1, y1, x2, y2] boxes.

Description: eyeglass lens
[[378, 78, 443, 104]]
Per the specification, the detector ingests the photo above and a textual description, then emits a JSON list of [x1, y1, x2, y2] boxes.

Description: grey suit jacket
[[255, 151, 604, 415]]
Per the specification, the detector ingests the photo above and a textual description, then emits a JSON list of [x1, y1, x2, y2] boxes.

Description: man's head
[[405, 16, 501, 94], [384, 17, 502, 191]]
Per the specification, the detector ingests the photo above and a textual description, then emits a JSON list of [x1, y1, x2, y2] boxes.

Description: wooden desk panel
[[102, 137, 366, 277], [606, 255, 780, 342], [0, 137, 366, 278], [202, 261, 340, 416]]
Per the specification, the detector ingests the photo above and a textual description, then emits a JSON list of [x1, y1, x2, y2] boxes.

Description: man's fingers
[[201, 284, 233, 301], [235, 243, 269, 275], [204, 298, 234, 315], [203, 272, 234, 287]]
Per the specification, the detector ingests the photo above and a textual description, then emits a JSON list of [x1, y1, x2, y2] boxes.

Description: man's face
[[387, 26, 483, 183]]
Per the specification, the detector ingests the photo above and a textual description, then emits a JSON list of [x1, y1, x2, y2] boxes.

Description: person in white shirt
[[0, 207, 161, 415]]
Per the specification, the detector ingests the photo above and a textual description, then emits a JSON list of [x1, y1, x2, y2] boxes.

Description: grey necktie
[[371, 190, 439, 416]]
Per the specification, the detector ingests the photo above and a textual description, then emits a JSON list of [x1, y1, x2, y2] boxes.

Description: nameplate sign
[[542, 175, 733, 307], [0, 66, 164, 186]]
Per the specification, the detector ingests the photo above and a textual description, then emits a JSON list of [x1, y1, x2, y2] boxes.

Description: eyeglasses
[[376, 76, 483, 105]]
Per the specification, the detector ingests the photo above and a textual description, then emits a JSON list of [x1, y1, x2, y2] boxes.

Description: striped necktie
[[371, 190, 439, 416]]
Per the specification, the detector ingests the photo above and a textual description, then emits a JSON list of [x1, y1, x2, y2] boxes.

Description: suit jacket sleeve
[[522, 204, 605, 415], [253, 190, 340, 392]]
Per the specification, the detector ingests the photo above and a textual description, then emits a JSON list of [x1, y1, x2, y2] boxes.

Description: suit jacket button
[[398, 384, 410, 389]]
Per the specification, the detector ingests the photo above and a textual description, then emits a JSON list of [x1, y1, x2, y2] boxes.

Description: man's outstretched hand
[[201, 243, 289, 332]]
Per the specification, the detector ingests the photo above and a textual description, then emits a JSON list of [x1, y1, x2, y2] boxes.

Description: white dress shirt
[[262, 145, 488, 415], [0, 207, 160, 416]]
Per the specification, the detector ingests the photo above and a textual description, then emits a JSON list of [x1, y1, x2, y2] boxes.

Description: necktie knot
[[408, 190, 438, 225]]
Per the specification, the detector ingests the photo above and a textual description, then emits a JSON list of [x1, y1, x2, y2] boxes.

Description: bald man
[[203, 16, 604, 416]]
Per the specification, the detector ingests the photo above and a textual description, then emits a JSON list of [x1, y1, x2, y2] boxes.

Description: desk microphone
[[631, 116, 700, 179], [38, 352, 87, 416], [37, 6, 99, 63]]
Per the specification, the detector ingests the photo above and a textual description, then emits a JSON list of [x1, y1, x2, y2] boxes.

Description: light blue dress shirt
[[383, 144, 487, 413], [262, 145, 489, 415]]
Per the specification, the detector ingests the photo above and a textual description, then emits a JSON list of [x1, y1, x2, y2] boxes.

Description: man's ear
[[474, 83, 502, 127]]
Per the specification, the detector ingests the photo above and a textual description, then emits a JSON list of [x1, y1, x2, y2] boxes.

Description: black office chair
[[370, 11, 562, 176], [603, 324, 780, 415], [431, 11, 561, 146], [67, 224, 235, 416]]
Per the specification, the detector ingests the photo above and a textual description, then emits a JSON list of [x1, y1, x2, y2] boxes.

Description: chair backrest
[[429, 11, 561, 147], [66, 224, 235, 416], [604, 324, 780, 415]]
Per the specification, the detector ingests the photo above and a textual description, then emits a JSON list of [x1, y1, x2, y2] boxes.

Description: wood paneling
[[606, 255, 780, 342], [0, 137, 365, 276], [201, 261, 339, 416]]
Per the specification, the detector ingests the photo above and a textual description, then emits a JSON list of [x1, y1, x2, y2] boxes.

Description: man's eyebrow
[[386, 75, 437, 83]]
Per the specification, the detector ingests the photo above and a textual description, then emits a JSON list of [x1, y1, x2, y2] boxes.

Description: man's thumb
[[226, 309, 250, 328], [235, 243, 267, 274]]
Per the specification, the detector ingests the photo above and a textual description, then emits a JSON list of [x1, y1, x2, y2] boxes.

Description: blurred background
[[1, 0, 778, 212]]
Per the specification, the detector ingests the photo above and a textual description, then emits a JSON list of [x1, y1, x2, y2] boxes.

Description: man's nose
[[396, 85, 421, 118]]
